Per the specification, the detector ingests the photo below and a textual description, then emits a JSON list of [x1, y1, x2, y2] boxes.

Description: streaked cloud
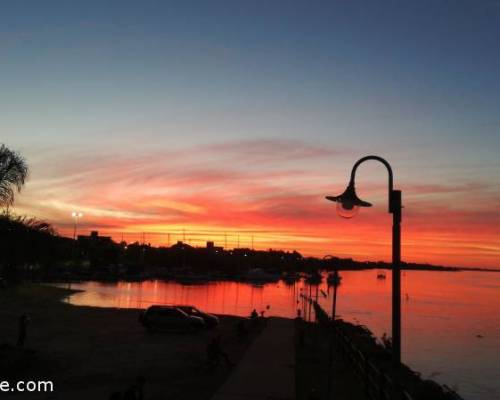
[[11, 138, 500, 268]]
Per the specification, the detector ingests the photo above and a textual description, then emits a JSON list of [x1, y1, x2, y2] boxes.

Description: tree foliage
[[0, 212, 66, 282], [0, 144, 28, 208]]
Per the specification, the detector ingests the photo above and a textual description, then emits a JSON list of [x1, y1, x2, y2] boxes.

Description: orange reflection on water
[[62, 270, 499, 400], [68, 279, 301, 318]]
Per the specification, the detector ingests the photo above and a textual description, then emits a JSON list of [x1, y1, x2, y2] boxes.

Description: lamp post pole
[[71, 212, 83, 271], [327, 155, 402, 366], [391, 189, 402, 365]]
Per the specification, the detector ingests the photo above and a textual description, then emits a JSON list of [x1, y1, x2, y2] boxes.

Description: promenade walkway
[[212, 317, 295, 400]]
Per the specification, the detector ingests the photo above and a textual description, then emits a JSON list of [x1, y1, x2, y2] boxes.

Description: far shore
[[37, 265, 500, 288]]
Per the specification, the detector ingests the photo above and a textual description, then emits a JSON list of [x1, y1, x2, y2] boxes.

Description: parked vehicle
[[139, 305, 205, 332], [177, 305, 219, 328]]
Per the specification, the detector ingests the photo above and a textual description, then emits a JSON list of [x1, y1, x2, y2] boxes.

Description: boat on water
[[243, 268, 281, 283], [377, 271, 387, 279], [175, 273, 212, 284], [281, 272, 300, 284]]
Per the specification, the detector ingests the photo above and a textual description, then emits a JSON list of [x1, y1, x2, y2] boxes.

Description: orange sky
[[12, 140, 500, 269]]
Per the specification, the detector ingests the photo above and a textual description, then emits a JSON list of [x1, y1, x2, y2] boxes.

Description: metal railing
[[305, 299, 410, 400], [332, 322, 410, 400], [306, 300, 463, 400]]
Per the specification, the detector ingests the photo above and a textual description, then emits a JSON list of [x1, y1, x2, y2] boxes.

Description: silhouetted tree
[[0, 144, 28, 208], [0, 213, 62, 282]]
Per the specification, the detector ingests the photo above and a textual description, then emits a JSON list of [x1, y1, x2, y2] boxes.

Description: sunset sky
[[2, 1, 499, 268]]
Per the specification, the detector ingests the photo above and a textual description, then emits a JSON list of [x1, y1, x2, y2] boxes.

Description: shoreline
[[0, 284, 473, 400], [0, 285, 265, 400], [0, 283, 484, 400]]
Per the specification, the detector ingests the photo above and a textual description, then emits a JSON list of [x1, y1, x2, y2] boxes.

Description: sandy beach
[[0, 285, 261, 400]]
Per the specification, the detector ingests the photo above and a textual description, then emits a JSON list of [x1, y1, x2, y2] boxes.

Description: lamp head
[[326, 183, 372, 219]]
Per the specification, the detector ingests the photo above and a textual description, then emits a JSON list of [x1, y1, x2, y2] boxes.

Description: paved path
[[212, 318, 295, 400]]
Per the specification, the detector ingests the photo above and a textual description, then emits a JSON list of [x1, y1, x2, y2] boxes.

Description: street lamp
[[71, 211, 83, 240], [326, 155, 402, 366]]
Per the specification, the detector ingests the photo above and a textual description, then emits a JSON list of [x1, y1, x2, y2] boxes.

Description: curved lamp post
[[326, 155, 402, 366]]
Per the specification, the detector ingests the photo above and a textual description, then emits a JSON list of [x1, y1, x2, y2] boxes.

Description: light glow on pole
[[71, 211, 83, 240]]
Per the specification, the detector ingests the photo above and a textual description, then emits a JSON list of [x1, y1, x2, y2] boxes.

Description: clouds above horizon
[[11, 138, 500, 268]]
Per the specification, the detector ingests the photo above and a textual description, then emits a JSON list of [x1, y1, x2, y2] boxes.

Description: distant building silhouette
[[77, 230, 112, 244], [206, 241, 223, 253]]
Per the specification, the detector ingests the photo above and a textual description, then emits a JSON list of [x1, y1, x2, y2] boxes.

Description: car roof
[[147, 305, 182, 310]]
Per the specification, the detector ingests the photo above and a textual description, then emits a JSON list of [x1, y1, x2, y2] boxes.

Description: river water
[[58, 270, 499, 400]]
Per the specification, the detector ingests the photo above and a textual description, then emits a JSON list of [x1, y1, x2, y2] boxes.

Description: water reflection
[[60, 270, 500, 400]]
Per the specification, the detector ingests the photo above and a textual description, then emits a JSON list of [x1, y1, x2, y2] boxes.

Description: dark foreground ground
[[0, 285, 263, 400]]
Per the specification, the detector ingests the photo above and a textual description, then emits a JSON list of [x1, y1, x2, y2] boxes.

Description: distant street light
[[71, 211, 83, 240], [326, 155, 402, 366]]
